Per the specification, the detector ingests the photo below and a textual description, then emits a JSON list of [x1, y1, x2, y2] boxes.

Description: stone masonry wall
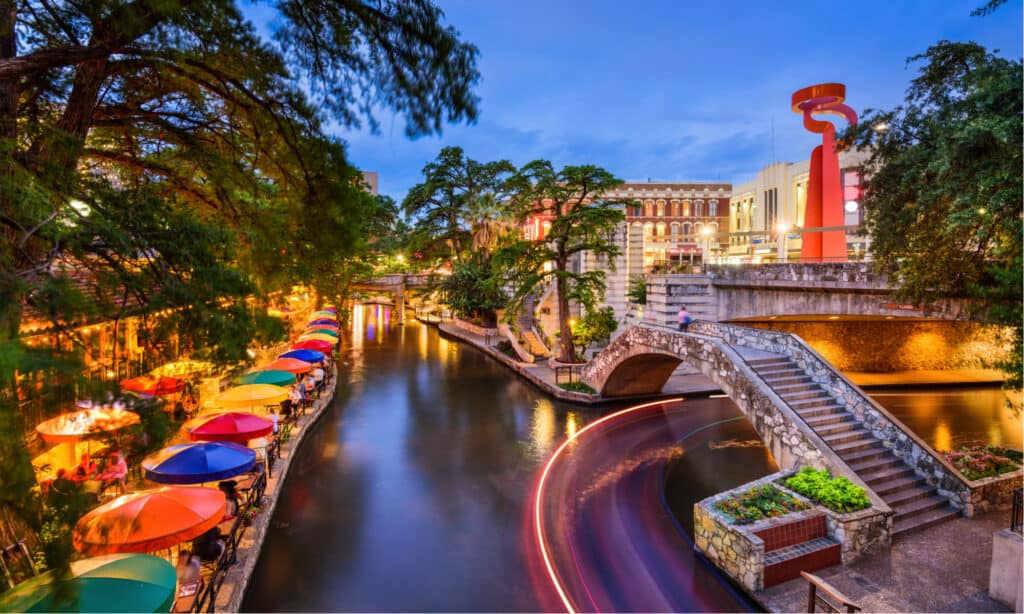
[[744, 320, 1012, 372], [694, 321, 974, 512], [694, 494, 765, 592]]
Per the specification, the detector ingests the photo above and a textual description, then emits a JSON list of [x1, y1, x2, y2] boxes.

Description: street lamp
[[776, 223, 791, 263], [700, 226, 712, 269]]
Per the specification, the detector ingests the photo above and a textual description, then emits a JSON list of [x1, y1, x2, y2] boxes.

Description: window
[[709, 200, 717, 216], [682, 201, 691, 216], [643, 222, 654, 237], [764, 188, 778, 231], [656, 200, 665, 217], [682, 223, 692, 236], [694, 202, 703, 217], [670, 222, 679, 237], [644, 200, 654, 217], [670, 200, 679, 216], [656, 222, 666, 236]]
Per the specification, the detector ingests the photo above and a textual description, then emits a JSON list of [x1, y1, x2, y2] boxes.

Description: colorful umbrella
[[292, 339, 333, 353], [214, 384, 288, 409], [308, 318, 338, 326], [302, 327, 339, 337], [142, 440, 257, 483], [0, 553, 176, 613], [263, 357, 314, 374], [73, 487, 226, 555], [184, 412, 275, 444], [35, 408, 140, 444], [298, 333, 338, 344], [277, 349, 326, 363], [310, 310, 336, 318], [237, 369, 295, 387], [120, 375, 184, 396]]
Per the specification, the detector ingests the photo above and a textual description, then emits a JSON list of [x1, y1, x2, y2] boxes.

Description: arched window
[[656, 222, 666, 236], [694, 222, 703, 235], [643, 222, 654, 237], [670, 222, 679, 237], [670, 200, 679, 216], [644, 200, 654, 217], [695, 202, 703, 217], [682, 201, 691, 216], [682, 223, 692, 237], [709, 200, 717, 216], [656, 200, 665, 217]]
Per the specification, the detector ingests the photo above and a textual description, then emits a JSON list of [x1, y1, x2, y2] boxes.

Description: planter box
[[965, 468, 1023, 515]]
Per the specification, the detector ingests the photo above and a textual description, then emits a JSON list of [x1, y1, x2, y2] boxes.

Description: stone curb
[[217, 367, 337, 612]]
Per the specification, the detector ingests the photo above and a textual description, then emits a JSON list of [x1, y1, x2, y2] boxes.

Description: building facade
[[726, 149, 869, 262]]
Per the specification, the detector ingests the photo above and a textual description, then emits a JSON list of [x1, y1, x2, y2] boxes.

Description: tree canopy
[[842, 40, 1022, 391]]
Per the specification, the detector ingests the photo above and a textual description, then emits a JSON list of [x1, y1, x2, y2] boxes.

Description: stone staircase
[[517, 292, 551, 360], [747, 355, 960, 537]]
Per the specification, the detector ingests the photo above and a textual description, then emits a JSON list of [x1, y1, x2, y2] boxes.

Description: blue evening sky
[[261, 1, 1024, 201]]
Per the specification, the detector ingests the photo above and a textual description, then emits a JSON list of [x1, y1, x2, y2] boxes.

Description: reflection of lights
[[351, 305, 364, 349], [565, 411, 579, 438], [418, 323, 428, 360], [534, 398, 681, 614], [531, 399, 556, 451], [105, 370, 115, 379], [934, 421, 952, 452], [827, 315, 840, 320]]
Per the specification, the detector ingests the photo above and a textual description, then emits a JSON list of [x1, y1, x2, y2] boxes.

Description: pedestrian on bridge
[[678, 305, 692, 332]]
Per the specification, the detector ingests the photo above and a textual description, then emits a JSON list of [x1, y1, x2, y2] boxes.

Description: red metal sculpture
[[791, 83, 857, 262]]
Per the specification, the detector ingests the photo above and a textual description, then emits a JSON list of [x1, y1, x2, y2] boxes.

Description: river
[[242, 305, 1017, 611]]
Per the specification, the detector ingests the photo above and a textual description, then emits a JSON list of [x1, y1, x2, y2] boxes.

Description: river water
[[242, 305, 1017, 611]]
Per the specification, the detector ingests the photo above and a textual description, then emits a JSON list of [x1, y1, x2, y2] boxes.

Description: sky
[[311, 1, 1022, 201]]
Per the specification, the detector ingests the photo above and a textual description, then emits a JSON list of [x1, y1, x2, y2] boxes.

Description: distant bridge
[[350, 273, 440, 322]]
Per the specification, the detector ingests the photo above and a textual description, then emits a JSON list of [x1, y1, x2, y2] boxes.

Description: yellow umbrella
[[214, 384, 288, 409], [150, 361, 212, 378], [298, 333, 339, 345], [310, 311, 336, 319]]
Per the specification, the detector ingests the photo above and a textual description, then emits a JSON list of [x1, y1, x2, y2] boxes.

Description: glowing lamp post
[[776, 223, 791, 263], [700, 226, 712, 268]]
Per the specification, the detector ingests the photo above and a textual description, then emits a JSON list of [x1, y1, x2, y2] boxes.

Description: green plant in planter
[[713, 484, 809, 524], [557, 381, 596, 394], [943, 445, 1020, 480], [785, 467, 870, 513]]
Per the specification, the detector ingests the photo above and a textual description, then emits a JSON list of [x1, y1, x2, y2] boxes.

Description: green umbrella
[[302, 327, 339, 337], [237, 369, 295, 387], [0, 553, 176, 612]]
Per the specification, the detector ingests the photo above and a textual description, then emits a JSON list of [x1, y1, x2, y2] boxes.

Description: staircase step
[[871, 474, 927, 496], [882, 485, 937, 507], [815, 421, 861, 436], [821, 429, 871, 445], [861, 466, 917, 486], [779, 392, 833, 404], [790, 397, 843, 409], [805, 414, 857, 428], [892, 505, 959, 538], [772, 382, 822, 394], [748, 357, 791, 367], [839, 445, 891, 464], [795, 404, 847, 418], [831, 439, 880, 455], [763, 537, 841, 587], [756, 367, 803, 378], [761, 375, 814, 386], [891, 494, 948, 519], [849, 456, 904, 474]]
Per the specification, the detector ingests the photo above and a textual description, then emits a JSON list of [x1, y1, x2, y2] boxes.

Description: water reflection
[[869, 387, 1022, 450]]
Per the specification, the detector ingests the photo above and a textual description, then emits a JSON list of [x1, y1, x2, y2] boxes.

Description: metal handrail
[[803, 571, 862, 612]]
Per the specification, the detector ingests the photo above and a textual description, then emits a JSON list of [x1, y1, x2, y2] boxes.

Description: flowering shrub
[[713, 484, 809, 525], [943, 445, 1020, 481], [784, 467, 871, 513]]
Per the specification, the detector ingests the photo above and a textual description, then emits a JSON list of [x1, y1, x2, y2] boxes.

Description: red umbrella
[[292, 339, 332, 353], [121, 375, 184, 396], [184, 412, 274, 444]]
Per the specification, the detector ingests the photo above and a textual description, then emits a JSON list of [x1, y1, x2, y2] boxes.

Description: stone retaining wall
[[967, 470, 1023, 515], [694, 321, 974, 513], [452, 317, 497, 338]]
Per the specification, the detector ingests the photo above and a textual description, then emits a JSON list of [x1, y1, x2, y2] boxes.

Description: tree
[[842, 40, 1022, 392], [571, 306, 617, 357], [439, 259, 506, 326], [498, 161, 626, 363], [402, 147, 514, 263]]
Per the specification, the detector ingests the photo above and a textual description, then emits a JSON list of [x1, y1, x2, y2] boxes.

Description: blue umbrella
[[278, 349, 326, 363], [308, 318, 339, 327], [141, 441, 256, 484]]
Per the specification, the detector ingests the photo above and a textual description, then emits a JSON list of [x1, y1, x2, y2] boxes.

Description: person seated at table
[[217, 481, 240, 520], [191, 527, 224, 563], [97, 451, 128, 494], [71, 453, 97, 482], [176, 548, 202, 589], [302, 373, 316, 401]]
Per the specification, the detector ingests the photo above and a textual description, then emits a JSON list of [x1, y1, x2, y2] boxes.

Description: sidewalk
[[757, 510, 1011, 612], [434, 320, 721, 403]]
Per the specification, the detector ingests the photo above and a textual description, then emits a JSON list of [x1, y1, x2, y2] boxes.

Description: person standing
[[678, 305, 692, 332]]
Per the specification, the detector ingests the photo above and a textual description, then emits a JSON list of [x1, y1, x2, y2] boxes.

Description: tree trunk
[[555, 266, 575, 363]]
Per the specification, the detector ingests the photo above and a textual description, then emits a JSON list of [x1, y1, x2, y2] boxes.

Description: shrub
[[943, 445, 1020, 480], [784, 467, 871, 513], [557, 381, 596, 394], [495, 340, 517, 359], [713, 484, 809, 525]]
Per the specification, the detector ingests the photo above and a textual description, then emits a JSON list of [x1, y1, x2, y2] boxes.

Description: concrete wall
[[744, 320, 1014, 372], [989, 528, 1023, 611]]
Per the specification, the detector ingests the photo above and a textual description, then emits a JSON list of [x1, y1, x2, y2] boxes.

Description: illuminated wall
[[746, 320, 1014, 372]]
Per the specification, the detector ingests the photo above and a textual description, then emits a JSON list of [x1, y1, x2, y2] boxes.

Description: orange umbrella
[[36, 408, 141, 444], [120, 375, 184, 396], [263, 357, 313, 374], [73, 486, 226, 555]]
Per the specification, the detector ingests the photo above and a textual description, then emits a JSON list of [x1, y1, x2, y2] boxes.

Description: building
[[726, 149, 869, 262], [362, 171, 379, 196], [524, 181, 732, 269]]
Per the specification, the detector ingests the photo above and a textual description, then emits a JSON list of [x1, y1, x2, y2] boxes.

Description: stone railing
[[496, 322, 534, 364], [452, 316, 497, 339], [707, 262, 891, 290], [692, 320, 976, 512]]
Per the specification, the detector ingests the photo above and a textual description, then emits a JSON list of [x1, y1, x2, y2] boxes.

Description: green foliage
[[440, 260, 507, 325], [713, 484, 810, 525], [571, 307, 617, 357], [627, 274, 647, 305], [841, 40, 1022, 394], [943, 445, 1020, 480], [557, 381, 596, 394], [784, 467, 871, 513], [495, 340, 518, 360], [496, 161, 626, 363]]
